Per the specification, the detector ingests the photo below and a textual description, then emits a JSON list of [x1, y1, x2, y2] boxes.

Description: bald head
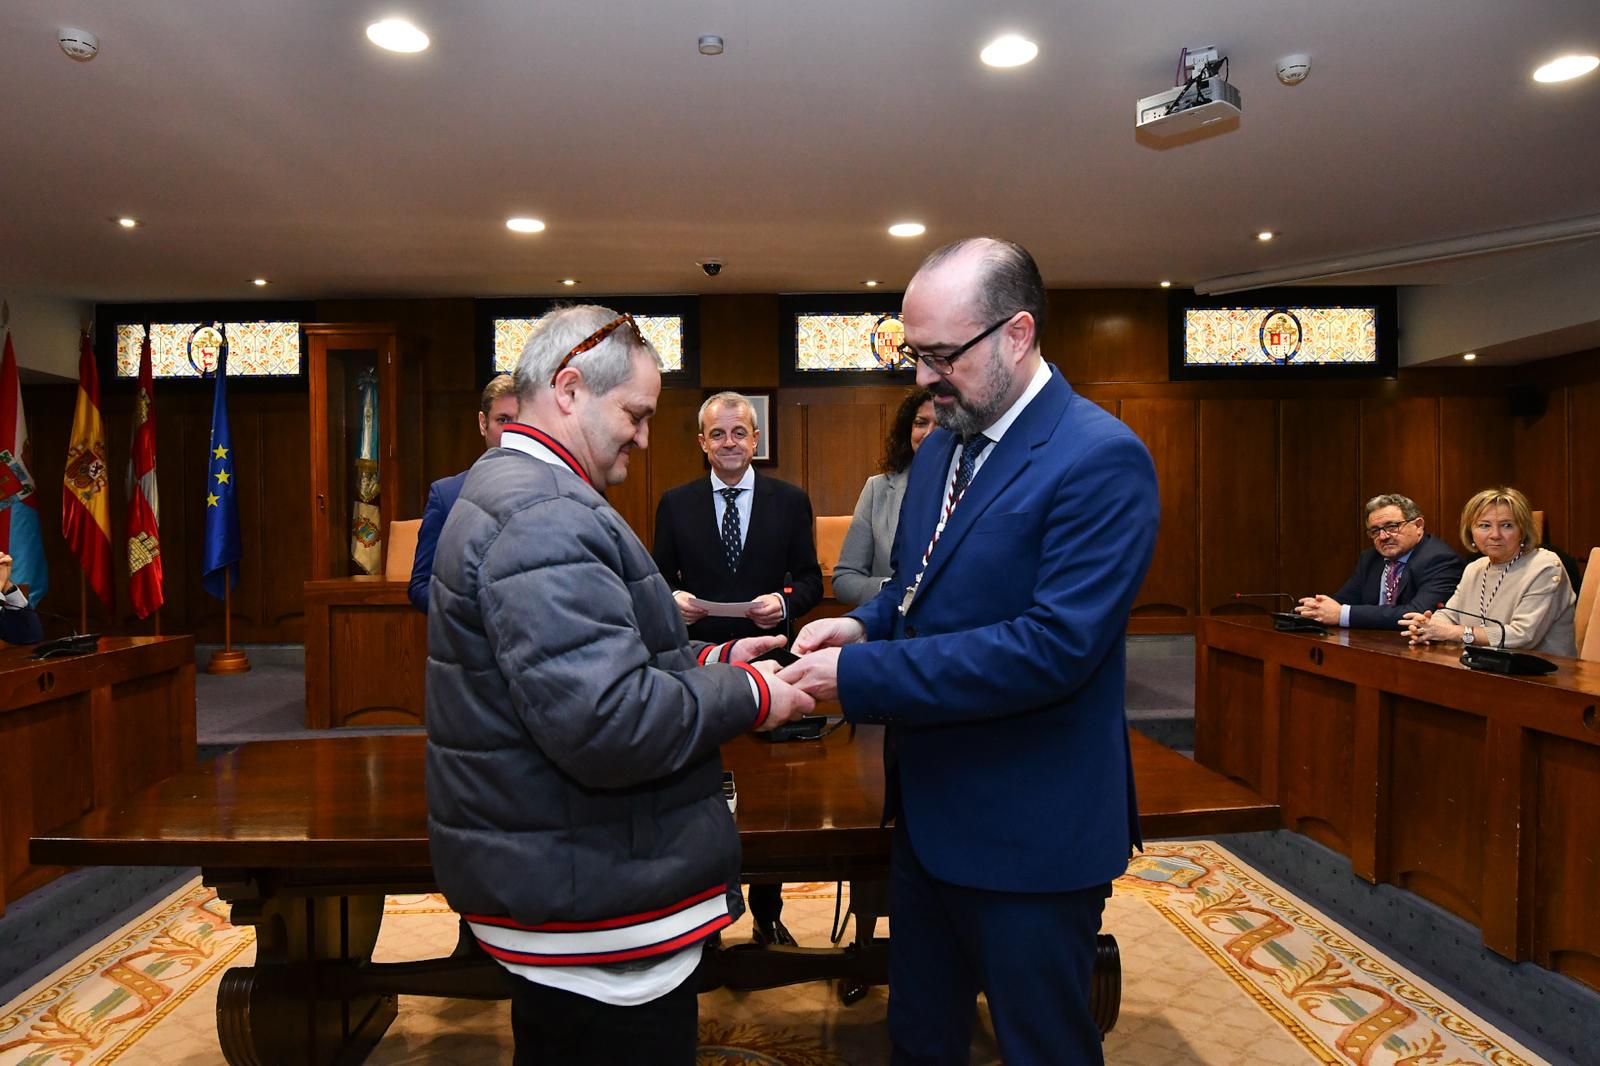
[[909, 237, 1048, 345]]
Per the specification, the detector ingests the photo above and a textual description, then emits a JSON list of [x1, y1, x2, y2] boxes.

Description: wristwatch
[[1462, 626, 1475, 645]]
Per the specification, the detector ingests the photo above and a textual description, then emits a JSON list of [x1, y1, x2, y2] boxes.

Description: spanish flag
[[62, 331, 113, 608]]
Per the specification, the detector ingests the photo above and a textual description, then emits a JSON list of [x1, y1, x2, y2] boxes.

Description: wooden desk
[[0, 635, 194, 913], [303, 577, 426, 728], [35, 728, 1273, 1065], [1195, 615, 1600, 994]]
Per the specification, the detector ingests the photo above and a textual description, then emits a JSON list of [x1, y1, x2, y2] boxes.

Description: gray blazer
[[832, 470, 908, 605]]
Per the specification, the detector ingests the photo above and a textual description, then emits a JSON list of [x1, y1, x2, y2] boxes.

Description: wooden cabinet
[[303, 578, 426, 728]]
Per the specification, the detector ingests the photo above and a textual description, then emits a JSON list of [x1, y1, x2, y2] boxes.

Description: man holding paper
[[651, 390, 823, 946]]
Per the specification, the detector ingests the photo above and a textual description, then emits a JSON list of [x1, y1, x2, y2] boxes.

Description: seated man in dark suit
[[408, 374, 519, 612], [0, 551, 42, 644], [1297, 493, 1465, 629], [652, 391, 823, 946]]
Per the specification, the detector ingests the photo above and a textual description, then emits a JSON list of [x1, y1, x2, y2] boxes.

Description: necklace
[[1478, 548, 1523, 620]]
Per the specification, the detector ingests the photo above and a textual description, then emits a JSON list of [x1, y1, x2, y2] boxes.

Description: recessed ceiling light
[[980, 34, 1038, 68], [863, 280, 880, 287], [252, 278, 269, 287], [117, 216, 139, 228], [506, 217, 546, 234], [366, 18, 429, 53], [888, 222, 926, 238], [1256, 230, 1275, 241], [1462, 352, 1477, 361], [560, 278, 578, 287], [698, 35, 724, 56], [1533, 54, 1598, 83], [1159, 280, 1172, 288]]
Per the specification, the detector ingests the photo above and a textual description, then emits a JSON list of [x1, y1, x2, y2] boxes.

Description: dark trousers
[[887, 823, 1109, 1066], [748, 882, 783, 926], [509, 958, 701, 1066]]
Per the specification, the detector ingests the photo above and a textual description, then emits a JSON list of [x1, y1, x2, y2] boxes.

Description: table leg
[[216, 891, 395, 1066]]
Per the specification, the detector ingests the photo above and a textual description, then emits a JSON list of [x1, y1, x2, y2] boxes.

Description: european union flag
[[201, 345, 241, 599]]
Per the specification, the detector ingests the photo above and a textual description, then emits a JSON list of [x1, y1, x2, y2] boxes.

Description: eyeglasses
[[1365, 517, 1419, 539], [896, 313, 1016, 375], [550, 313, 640, 386]]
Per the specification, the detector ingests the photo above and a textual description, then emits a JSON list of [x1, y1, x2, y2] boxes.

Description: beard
[[929, 345, 1012, 439]]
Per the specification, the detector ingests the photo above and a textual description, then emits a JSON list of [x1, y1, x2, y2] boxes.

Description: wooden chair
[[1578, 547, 1600, 661], [384, 519, 423, 581], [814, 516, 852, 576]]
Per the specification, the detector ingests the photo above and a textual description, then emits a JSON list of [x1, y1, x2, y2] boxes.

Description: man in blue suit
[[408, 374, 519, 613], [1294, 493, 1465, 629], [783, 237, 1159, 1065]]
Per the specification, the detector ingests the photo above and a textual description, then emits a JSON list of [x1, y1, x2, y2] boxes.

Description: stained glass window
[[116, 322, 302, 377], [493, 316, 684, 373], [795, 312, 913, 372], [1182, 307, 1378, 366]]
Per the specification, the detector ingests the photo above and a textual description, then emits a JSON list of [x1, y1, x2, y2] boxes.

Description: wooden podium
[[303, 325, 429, 728]]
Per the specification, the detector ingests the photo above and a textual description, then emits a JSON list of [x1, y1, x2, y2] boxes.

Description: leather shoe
[[751, 919, 797, 947]]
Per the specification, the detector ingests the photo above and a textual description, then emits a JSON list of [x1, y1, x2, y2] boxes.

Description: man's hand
[[1295, 594, 1342, 625], [754, 670, 815, 732], [745, 593, 785, 629], [727, 634, 786, 663], [674, 590, 707, 625], [777, 648, 843, 702], [792, 616, 866, 655], [0, 552, 13, 593]]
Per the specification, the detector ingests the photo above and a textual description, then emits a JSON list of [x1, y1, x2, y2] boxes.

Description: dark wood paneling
[[1193, 648, 1263, 791], [1199, 399, 1277, 614], [1278, 670, 1355, 854], [802, 402, 887, 517], [1360, 396, 1439, 523], [1279, 398, 1362, 600], [1049, 290, 1169, 384], [1121, 399, 1196, 619], [1513, 387, 1569, 551], [1386, 697, 1487, 925], [700, 295, 780, 388], [1439, 394, 1517, 533], [1532, 732, 1600, 989], [1566, 381, 1600, 558]]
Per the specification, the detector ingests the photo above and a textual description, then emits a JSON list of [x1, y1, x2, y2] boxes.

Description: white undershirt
[[938, 359, 1052, 500]]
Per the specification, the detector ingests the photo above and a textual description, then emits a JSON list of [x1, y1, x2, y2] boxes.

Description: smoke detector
[[1276, 54, 1311, 84], [58, 27, 99, 62]]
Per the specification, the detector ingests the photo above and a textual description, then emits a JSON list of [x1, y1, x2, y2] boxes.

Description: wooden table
[[35, 727, 1274, 1065], [303, 577, 426, 728], [1195, 615, 1600, 994], [1, 635, 195, 913]]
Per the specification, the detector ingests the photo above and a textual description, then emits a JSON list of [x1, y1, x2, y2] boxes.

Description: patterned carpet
[[0, 841, 1550, 1065]]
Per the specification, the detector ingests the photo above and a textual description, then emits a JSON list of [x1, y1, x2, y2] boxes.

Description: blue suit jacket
[[409, 471, 468, 613], [1331, 532, 1465, 629], [838, 367, 1160, 894]]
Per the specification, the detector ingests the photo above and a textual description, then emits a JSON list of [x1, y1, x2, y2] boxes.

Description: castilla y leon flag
[[0, 331, 49, 603], [126, 331, 163, 617], [62, 330, 114, 608]]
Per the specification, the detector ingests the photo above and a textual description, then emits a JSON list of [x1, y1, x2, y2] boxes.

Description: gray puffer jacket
[[425, 443, 764, 944]]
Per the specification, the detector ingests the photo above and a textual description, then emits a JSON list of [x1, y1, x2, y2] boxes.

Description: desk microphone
[[0, 601, 100, 659], [1429, 603, 1556, 676], [1233, 592, 1328, 635]]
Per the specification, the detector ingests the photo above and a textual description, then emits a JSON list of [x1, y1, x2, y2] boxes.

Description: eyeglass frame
[[895, 312, 1019, 375], [549, 313, 641, 386], [1364, 516, 1421, 539]]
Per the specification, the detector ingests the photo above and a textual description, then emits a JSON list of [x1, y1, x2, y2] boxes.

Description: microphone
[[1233, 592, 1328, 635], [1427, 603, 1556, 676], [0, 600, 100, 659]]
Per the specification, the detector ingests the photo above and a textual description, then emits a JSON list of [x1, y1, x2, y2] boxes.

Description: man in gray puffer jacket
[[425, 304, 814, 1065]]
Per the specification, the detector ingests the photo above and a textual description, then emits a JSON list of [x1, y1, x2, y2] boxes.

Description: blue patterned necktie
[[952, 435, 992, 500], [720, 487, 742, 571]]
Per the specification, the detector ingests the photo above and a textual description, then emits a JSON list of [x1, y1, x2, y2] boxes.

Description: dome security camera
[[699, 260, 723, 277]]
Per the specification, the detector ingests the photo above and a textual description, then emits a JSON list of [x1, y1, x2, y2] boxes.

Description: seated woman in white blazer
[[1400, 486, 1576, 655], [831, 388, 933, 606]]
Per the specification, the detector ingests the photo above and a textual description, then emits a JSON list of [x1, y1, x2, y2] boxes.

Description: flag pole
[[79, 573, 87, 632], [205, 582, 250, 673], [151, 607, 161, 636]]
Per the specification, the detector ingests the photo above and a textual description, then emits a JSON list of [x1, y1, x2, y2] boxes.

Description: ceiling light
[[560, 279, 578, 287], [506, 217, 546, 234], [980, 34, 1038, 69], [1533, 54, 1598, 83], [888, 222, 925, 238], [863, 280, 879, 287], [366, 18, 429, 53], [252, 278, 269, 287], [698, 35, 724, 56], [117, 217, 139, 228], [1256, 230, 1275, 241], [1462, 352, 1477, 361], [1159, 280, 1172, 288]]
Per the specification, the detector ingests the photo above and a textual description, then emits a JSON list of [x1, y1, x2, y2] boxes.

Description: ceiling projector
[[1137, 65, 1241, 137]]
